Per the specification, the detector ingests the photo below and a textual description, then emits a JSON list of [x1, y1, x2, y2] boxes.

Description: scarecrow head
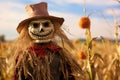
[[17, 2, 64, 43]]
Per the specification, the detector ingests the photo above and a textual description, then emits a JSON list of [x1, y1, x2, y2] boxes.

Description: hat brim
[[17, 16, 64, 33]]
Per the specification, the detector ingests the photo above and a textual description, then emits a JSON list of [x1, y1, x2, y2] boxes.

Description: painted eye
[[43, 22, 49, 27], [33, 23, 39, 28]]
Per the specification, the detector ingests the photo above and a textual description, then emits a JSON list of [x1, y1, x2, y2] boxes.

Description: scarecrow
[[12, 2, 83, 80]]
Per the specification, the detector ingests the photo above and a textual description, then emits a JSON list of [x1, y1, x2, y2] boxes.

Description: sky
[[0, 0, 120, 40]]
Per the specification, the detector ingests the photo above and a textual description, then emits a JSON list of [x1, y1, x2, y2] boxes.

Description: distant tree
[[0, 35, 5, 42]]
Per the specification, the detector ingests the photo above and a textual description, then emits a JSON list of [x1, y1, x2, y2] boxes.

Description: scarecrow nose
[[40, 28, 44, 32], [39, 25, 44, 32]]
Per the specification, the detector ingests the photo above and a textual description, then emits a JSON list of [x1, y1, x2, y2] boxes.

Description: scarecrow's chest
[[19, 49, 63, 80]]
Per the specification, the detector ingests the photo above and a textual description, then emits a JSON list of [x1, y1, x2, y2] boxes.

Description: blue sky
[[0, 0, 120, 40]]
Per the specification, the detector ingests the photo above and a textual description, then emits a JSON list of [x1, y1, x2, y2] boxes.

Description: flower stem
[[85, 28, 93, 80], [86, 28, 91, 46]]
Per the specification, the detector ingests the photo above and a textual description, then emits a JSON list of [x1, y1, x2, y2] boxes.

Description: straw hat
[[17, 2, 64, 33]]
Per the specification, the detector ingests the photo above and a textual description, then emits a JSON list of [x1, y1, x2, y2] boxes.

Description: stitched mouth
[[30, 30, 52, 37]]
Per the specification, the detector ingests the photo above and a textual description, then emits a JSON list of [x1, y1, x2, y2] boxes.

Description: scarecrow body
[[13, 2, 82, 80], [14, 43, 76, 80]]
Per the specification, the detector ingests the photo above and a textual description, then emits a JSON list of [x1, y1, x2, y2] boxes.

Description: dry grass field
[[0, 39, 120, 80]]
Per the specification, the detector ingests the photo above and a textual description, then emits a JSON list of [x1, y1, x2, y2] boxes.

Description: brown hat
[[17, 2, 64, 33]]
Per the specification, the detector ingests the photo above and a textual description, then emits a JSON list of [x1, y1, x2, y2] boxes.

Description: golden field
[[0, 39, 120, 80]]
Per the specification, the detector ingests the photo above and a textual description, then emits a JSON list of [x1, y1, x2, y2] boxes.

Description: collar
[[28, 43, 62, 58]]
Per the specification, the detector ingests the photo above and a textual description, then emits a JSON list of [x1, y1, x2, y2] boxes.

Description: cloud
[[0, 1, 27, 39], [90, 17, 114, 38], [104, 8, 120, 18], [50, 0, 119, 6]]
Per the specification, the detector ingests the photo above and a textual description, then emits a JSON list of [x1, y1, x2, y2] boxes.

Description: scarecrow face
[[28, 19, 54, 43]]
